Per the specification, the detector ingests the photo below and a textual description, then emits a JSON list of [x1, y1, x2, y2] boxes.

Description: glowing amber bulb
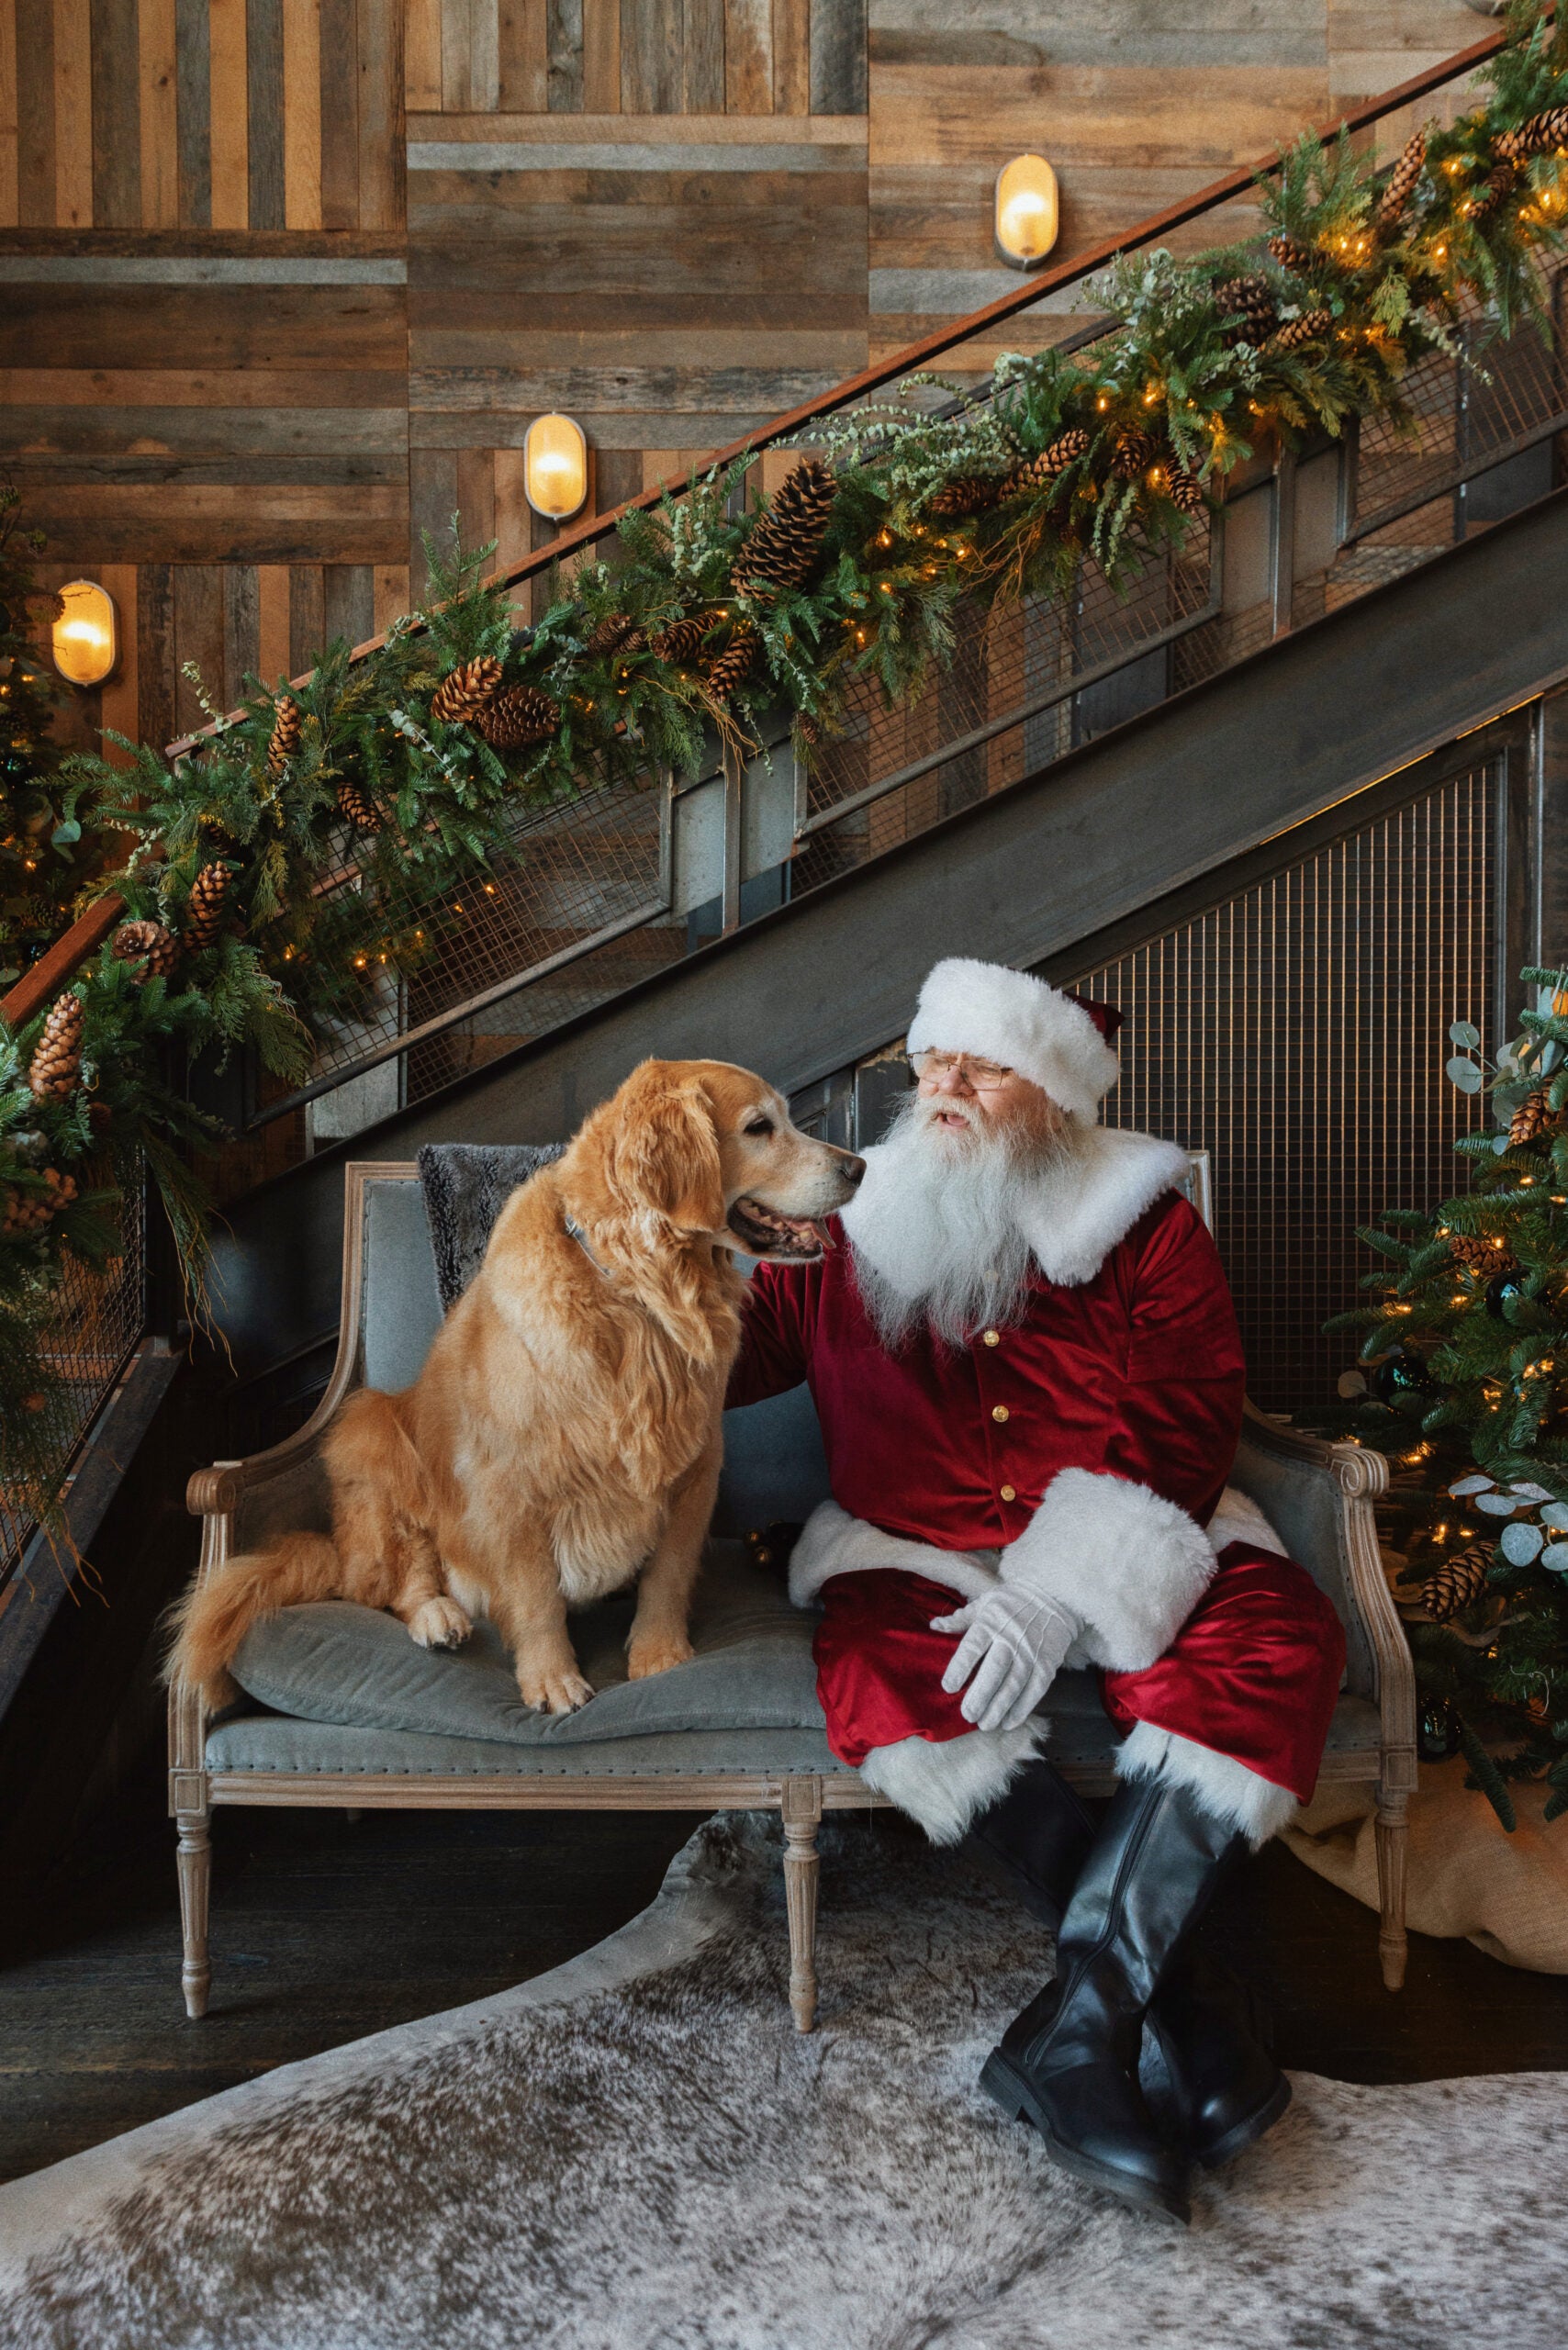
[[51, 579, 118, 687], [523, 413, 588, 520], [994, 155, 1058, 268]]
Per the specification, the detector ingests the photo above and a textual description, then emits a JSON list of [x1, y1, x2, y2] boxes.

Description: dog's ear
[[607, 1062, 725, 1233]]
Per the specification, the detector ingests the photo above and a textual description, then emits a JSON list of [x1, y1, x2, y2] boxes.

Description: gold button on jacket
[[1000, 1483, 1016, 1502], [982, 1329, 1001, 1347], [991, 1404, 1009, 1423]]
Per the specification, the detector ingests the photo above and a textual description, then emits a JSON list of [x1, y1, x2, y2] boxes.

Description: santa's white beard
[[842, 1090, 1073, 1349]]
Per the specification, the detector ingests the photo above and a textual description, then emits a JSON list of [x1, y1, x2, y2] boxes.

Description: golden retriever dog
[[168, 1058, 864, 1715]]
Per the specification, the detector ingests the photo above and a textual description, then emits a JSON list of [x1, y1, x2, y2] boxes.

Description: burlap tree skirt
[[1286, 1758, 1568, 1973]]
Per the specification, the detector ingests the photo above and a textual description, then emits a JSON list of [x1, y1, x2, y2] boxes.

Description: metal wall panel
[[1074, 765, 1496, 1409]]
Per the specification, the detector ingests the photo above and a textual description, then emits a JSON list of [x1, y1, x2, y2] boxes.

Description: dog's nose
[[841, 1154, 868, 1187]]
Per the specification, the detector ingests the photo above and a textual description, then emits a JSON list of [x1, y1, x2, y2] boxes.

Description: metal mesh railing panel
[[1, 1169, 145, 1573], [1354, 275, 1566, 532], [1073, 765, 1496, 1410], [404, 910, 688, 1103], [801, 520, 1215, 837], [303, 774, 669, 1091]]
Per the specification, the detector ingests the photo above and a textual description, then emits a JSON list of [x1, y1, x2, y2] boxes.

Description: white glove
[[932, 1585, 1079, 1733]]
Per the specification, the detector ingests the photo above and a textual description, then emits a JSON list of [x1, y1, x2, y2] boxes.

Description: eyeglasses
[[907, 1049, 1017, 1091]]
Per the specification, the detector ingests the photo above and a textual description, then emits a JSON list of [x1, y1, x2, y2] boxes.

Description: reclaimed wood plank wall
[[0, 0, 1481, 744]]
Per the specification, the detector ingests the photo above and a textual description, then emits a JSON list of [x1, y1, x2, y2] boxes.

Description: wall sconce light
[[51, 578, 118, 688], [523, 413, 588, 521], [994, 155, 1059, 270]]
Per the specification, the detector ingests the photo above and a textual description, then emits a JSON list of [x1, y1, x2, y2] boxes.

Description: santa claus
[[728, 957, 1345, 2227]]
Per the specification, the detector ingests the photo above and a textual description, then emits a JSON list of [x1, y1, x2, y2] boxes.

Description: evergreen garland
[[4, 0, 1568, 1539]]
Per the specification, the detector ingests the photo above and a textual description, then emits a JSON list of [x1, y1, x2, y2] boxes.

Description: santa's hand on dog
[[932, 1586, 1078, 1733]]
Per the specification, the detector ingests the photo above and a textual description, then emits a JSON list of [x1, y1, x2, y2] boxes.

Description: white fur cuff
[[858, 1722, 1044, 1844], [789, 1497, 999, 1608], [1001, 1467, 1217, 1673], [1114, 1720, 1299, 1849]]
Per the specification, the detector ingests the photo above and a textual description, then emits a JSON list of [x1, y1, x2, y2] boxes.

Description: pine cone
[[3, 1167, 79, 1237], [584, 611, 640, 658], [1112, 427, 1158, 480], [1267, 308, 1335, 352], [1004, 428, 1092, 498], [796, 712, 822, 748], [335, 781, 384, 833], [649, 618, 708, 666], [1419, 1544, 1492, 1623], [431, 655, 505, 725], [705, 623, 759, 701], [266, 696, 302, 778], [1374, 130, 1427, 235], [925, 476, 1007, 518], [28, 991, 84, 1102], [112, 920, 179, 982], [1509, 1089, 1561, 1147], [476, 686, 562, 750], [1468, 162, 1518, 222], [182, 862, 230, 953], [1495, 106, 1568, 165], [1162, 464, 1207, 517], [1214, 274, 1279, 345], [733, 460, 838, 594], [1446, 1230, 1514, 1273], [1266, 232, 1317, 275]]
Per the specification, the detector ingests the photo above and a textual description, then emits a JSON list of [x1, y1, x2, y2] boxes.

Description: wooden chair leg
[[1374, 1782, 1409, 1992], [176, 1807, 212, 2019], [780, 1774, 823, 2034]]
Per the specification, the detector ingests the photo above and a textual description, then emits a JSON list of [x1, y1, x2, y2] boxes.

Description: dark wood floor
[[3, 1757, 1566, 2188]]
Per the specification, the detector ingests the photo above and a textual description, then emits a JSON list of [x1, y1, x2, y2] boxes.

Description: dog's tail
[[163, 1530, 341, 1709]]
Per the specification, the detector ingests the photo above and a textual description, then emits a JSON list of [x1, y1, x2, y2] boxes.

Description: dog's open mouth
[[725, 1197, 833, 1259]]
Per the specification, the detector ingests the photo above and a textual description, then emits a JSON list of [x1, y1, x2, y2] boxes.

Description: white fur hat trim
[[906, 957, 1120, 1116]]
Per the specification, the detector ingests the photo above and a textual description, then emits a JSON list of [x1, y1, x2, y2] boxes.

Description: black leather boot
[[962, 1753, 1097, 1931], [966, 1760, 1289, 2173], [980, 1774, 1248, 2225], [1147, 1944, 1291, 2169]]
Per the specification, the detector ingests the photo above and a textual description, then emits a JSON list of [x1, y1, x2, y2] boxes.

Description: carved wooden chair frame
[[172, 1161, 1414, 2033]]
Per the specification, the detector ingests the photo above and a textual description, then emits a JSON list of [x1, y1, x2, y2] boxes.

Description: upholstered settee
[[172, 1161, 1415, 2032]]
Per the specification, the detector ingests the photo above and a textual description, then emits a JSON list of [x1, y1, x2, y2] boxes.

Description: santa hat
[[906, 957, 1121, 1117]]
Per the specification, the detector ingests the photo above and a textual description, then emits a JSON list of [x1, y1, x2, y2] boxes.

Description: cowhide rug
[[1, 1817, 1563, 2350]]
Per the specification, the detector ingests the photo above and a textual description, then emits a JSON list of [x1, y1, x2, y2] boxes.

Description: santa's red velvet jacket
[[726, 1126, 1255, 1676]]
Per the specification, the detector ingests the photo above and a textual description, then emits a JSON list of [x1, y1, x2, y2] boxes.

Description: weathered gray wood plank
[[90, 0, 142, 229], [547, 0, 584, 109], [223, 564, 261, 700], [136, 564, 176, 753], [174, 0, 213, 227], [323, 563, 376, 648], [246, 0, 287, 230], [809, 0, 865, 115]]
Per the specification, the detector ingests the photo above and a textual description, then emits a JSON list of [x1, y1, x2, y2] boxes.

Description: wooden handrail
[[5, 16, 1529, 1024], [0, 893, 124, 1031]]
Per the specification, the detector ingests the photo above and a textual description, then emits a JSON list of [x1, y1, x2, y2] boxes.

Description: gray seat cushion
[[217, 1533, 1383, 1780], [205, 1718, 851, 1778], [230, 1543, 822, 1746]]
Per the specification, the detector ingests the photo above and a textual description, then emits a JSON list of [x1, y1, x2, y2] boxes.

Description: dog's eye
[[745, 1117, 775, 1138]]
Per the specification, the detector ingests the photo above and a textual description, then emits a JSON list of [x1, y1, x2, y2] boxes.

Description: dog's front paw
[[518, 1662, 595, 1715], [627, 1632, 695, 1681], [408, 1596, 473, 1651]]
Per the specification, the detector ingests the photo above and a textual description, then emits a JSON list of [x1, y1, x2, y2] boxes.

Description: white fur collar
[[1018, 1123, 1193, 1287]]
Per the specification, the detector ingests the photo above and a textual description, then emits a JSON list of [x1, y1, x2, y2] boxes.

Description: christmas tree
[[1330, 965, 1568, 1826], [0, 482, 71, 988]]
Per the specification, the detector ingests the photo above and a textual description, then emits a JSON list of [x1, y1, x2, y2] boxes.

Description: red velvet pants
[[812, 1544, 1347, 1803]]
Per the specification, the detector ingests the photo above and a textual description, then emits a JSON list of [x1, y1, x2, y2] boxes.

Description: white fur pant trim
[[1114, 1720, 1299, 1850], [858, 1721, 1044, 1845]]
